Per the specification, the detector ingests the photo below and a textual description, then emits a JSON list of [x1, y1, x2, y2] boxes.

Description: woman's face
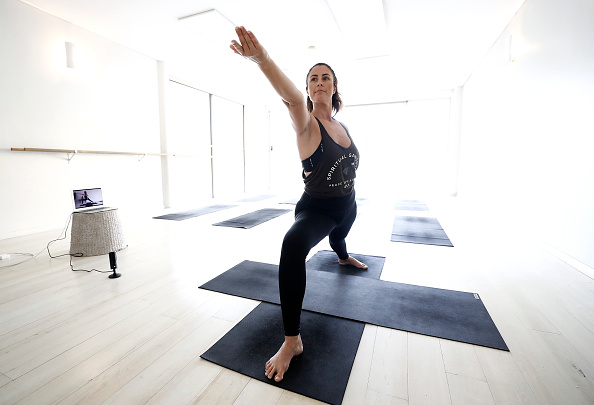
[[307, 65, 335, 104]]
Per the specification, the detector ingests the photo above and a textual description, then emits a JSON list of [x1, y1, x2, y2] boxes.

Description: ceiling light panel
[[179, 9, 236, 51], [326, 0, 388, 59]]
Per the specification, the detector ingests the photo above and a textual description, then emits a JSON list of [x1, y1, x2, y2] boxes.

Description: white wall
[[458, 0, 594, 268], [162, 80, 212, 206], [156, 26, 274, 201], [340, 98, 452, 200], [0, 0, 163, 239], [0, 0, 272, 240], [244, 105, 273, 194]]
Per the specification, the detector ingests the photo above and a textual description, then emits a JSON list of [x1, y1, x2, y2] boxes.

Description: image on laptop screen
[[73, 188, 104, 209]]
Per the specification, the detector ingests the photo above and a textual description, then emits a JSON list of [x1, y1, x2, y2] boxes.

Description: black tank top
[[301, 117, 359, 199]]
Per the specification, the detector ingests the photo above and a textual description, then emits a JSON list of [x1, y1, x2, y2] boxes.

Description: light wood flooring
[[1, 195, 593, 404]]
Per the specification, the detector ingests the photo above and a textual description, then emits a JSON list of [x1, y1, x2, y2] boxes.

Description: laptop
[[73, 188, 110, 213]]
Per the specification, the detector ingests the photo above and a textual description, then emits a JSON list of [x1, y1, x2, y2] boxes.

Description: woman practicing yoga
[[230, 26, 367, 382]]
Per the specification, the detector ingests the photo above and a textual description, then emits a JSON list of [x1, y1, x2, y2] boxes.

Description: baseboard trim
[[542, 243, 594, 280]]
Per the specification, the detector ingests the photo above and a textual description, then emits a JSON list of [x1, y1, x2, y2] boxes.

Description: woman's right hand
[[230, 26, 270, 65]]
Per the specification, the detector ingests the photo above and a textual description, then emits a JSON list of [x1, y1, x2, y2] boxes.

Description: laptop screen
[[73, 188, 104, 209]]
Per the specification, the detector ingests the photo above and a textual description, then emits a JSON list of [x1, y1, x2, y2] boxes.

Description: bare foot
[[339, 256, 368, 269], [265, 335, 304, 382]]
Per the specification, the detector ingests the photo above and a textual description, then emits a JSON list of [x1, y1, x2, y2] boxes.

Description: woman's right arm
[[230, 27, 310, 137]]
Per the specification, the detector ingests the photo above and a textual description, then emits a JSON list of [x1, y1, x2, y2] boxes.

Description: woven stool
[[70, 208, 127, 278]]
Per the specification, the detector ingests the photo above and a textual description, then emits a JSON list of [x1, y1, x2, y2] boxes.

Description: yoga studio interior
[[1, 0, 593, 404]]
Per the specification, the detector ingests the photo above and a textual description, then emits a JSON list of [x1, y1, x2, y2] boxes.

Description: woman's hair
[[306, 63, 343, 115]]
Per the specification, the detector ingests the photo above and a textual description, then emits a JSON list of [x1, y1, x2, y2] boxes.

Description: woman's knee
[[280, 226, 311, 262]]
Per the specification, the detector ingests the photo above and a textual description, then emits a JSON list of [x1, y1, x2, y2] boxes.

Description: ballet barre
[[11, 147, 196, 161]]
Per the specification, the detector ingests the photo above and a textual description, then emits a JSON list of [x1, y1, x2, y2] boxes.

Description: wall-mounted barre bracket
[[138, 153, 146, 162], [67, 150, 77, 162]]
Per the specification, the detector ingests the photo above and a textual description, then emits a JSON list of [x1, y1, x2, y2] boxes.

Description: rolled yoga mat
[[153, 205, 237, 221], [199, 260, 508, 351], [212, 208, 291, 229]]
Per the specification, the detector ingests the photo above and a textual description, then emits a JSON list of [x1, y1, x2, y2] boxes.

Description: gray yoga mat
[[153, 205, 237, 221], [212, 208, 291, 229], [391, 215, 454, 247], [201, 302, 364, 405], [306, 250, 385, 279], [394, 200, 429, 211], [199, 260, 508, 351], [279, 197, 300, 205]]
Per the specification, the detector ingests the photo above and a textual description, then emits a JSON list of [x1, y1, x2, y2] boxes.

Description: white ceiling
[[22, 0, 526, 100]]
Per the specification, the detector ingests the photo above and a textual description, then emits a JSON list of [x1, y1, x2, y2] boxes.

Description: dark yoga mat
[[282, 197, 369, 207], [306, 250, 385, 279], [199, 260, 508, 351], [212, 208, 291, 229], [201, 253, 379, 403], [391, 215, 454, 247], [394, 200, 429, 211], [201, 302, 364, 405], [279, 197, 299, 205], [153, 205, 237, 221]]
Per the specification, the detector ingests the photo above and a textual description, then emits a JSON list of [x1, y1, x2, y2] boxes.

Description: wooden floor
[[1, 195, 593, 405]]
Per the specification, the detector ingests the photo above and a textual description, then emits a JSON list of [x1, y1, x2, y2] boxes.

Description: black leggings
[[279, 190, 357, 336]]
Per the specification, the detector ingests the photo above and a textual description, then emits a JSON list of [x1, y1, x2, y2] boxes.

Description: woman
[[230, 26, 367, 383]]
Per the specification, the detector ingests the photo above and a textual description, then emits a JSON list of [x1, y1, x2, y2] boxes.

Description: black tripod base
[[108, 252, 121, 279]]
